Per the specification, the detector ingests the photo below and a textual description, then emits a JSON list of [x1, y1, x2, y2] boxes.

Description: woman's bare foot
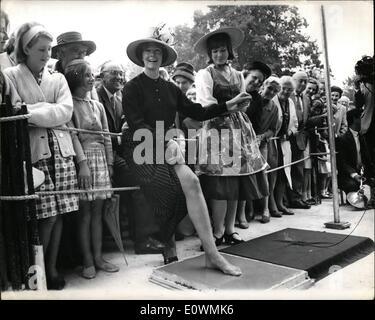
[[205, 253, 242, 276]]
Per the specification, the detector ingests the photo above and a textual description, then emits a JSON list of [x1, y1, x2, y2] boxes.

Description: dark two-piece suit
[[336, 130, 374, 193], [288, 92, 311, 202], [97, 85, 124, 152]]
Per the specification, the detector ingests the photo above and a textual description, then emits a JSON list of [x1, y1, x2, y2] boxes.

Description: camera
[[354, 56, 374, 84]]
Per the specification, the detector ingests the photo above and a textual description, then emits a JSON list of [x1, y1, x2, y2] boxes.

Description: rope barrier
[[0, 194, 39, 201], [28, 124, 122, 137], [0, 114, 31, 123], [265, 156, 311, 173], [0, 115, 334, 201], [1, 151, 333, 201], [0, 186, 141, 201]]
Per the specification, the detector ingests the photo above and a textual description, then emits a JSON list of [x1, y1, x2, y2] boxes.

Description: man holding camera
[[353, 56, 374, 208]]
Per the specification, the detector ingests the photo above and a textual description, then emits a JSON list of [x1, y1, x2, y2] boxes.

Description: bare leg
[[38, 215, 56, 256], [174, 165, 241, 276], [302, 169, 311, 201], [91, 199, 104, 265], [268, 171, 279, 212], [245, 200, 254, 221], [210, 199, 226, 238], [38, 215, 57, 279], [259, 197, 270, 222], [306, 169, 312, 199], [78, 200, 94, 268], [275, 173, 287, 211], [224, 200, 239, 235], [236, 200, 249, 226], [92, 198, 119, 272], [45, 215, 63, 279]]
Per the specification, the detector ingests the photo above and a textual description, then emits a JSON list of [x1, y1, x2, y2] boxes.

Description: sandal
[[81, 266, 96, 279], [200, 234, 224, 251], [224, 232, 244, 245]]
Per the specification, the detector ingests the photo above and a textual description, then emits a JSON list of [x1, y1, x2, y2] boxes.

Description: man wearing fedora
[[52, 31, 99, 100]]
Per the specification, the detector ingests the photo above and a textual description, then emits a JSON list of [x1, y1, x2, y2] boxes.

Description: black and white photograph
[[0, 0, 374, 302]]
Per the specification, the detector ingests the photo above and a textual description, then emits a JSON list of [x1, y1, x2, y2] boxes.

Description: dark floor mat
[[220, 228, 374, 280]]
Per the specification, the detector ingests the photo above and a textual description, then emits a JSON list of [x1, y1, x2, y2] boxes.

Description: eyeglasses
[[104, 70, 125, 77]]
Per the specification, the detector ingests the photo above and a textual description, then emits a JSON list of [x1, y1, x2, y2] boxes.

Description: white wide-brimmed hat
[[193, 27, 245, 55], [126, 23, 177, 67]]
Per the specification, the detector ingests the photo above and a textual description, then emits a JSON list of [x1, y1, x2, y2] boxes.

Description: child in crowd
[[3, 22, 79, 290], [65, 59, 119, 279]]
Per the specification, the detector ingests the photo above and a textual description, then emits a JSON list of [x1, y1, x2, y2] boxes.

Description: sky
[[2, 0, 374, 86]]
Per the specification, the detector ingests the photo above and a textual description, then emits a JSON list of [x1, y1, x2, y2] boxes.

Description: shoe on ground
[[305, 198, 317, 205], [224, 232, 244, 245], [260, 214, 270, 223], [134, 238, 164, 254], [236, 221, 250, 229], [46, 275, 66, 290], [270, 210, 283, 218], [321, 192, 333, 199], [95, 261, 119, 273], [81, 266, 96, 279], [289, 200, 311, 209], [279, 207, 295, 215]]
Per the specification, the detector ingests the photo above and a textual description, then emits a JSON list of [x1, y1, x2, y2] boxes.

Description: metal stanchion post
[[320, 5, 350, 229]]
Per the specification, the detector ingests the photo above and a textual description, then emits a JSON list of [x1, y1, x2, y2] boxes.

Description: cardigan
[[71, 96, 113, 166], [3, 63, 85, 164]]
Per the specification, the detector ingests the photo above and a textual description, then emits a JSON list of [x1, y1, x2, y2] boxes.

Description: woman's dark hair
[[136, 42, 167, 66], [346, 108, 362, 126], [65, 61, 91, 94], [14, 22, 53, 64], [355, 56, 374, 84], [206, 32, 234, 64]]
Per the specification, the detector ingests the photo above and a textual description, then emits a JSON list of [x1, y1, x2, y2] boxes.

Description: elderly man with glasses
[[52, 31, 99, 100]]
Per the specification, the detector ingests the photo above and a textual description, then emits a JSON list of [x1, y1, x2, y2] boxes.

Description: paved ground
[[2, 199, 374, 300]]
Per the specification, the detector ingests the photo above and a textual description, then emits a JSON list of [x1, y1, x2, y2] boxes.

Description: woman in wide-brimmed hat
[[122, 25, 251, 276], [194, 27, 269, 245]]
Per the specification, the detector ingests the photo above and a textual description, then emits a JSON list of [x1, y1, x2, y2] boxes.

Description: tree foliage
[[173, 5, 322, 75]]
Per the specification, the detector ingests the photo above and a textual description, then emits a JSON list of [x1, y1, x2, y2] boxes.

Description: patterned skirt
[[196, 111, 269, 200], [79, 146, 112, 201], [34, 130, 79, 220], [122, 129, 187, 243]]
